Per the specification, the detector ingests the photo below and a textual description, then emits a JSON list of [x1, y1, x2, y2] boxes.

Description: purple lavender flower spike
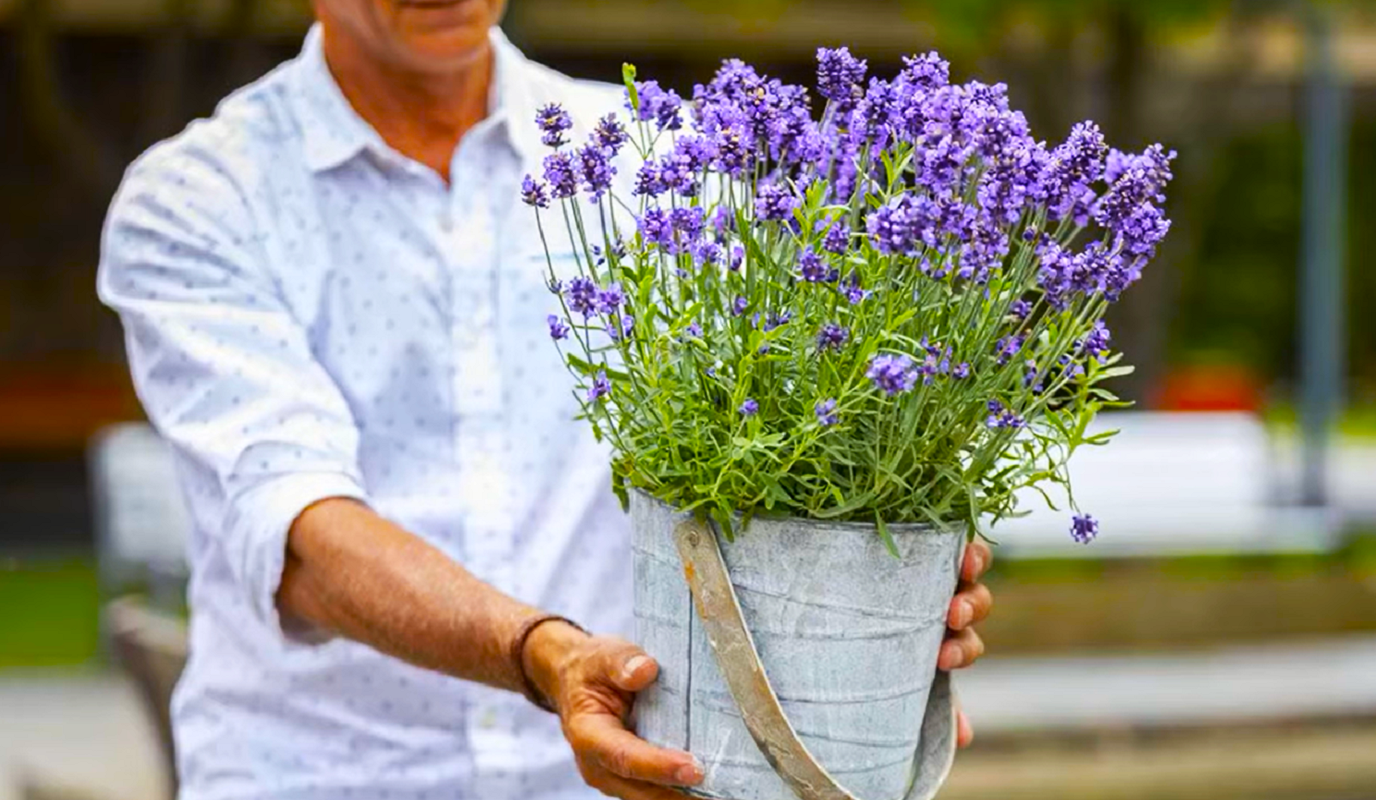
[[521, 175, 551, 209], [711, 206, 735, 241], [867, 354, 917, 396], [546, 314, 570, 341], [595, 282, 625, 315], [755, 183, 798, 222], [1105, 144, 1176, 190], [996, 334, 1024, 365], [670, 206, 706, 237], [985, 400, 1003, 428], [917, 339, 950, 385], [1009, 299, 1033, 321], [1080, 320, 1112, 359], [953, 363, 971, 380], [1070, 514, 1099, 544], [637, 207, 672, 250], [731, 296, 749, 317], [868, 193, 976, 256], [669, 207, 707, 254], [592, 114, 629, 155], [853, 77, 899, 151], [657, 138, 708, 197], [583, 371, 610, 402], [565, 277, 597, 317], [816, 323, 849, 352], [1116, 203, 1172, 258], [823, 220, 850, 255], [633, 162, 665, 197], [1041, 121, 1107, 223], [763, 310, 792, 332], [817, 47, 867, 112], [985, 399, 1026, 430], [867, 196, 914, 254], [729, 245, 745, 272], [828, 135, 860, 202], [576, 144, 615, 201], [815, 398, 839, 427], [713, 127, 753, 178], [691, 240, 723, 268], [686, 322, 703, 339], [607, 314, 634, 342], [739, 398, 759, 417], [1095, 144, 1176, 256], [900, 52, 950, 90], [535, 103, 572, 148], [842, 274, 867, 305], [542, 152, 578, 199], [630, 80, 683, 131], [586, 370, 611, 403], [798, 248, 837, 283]]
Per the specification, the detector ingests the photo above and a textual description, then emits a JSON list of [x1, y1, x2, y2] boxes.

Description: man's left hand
[[939, 539, 993, 748]]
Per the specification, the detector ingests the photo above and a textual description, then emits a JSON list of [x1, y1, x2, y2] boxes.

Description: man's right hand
[[524, 621, 703, 800]]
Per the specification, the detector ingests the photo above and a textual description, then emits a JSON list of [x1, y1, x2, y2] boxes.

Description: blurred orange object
[[0, 364, 144, 450], [1155, 363, 1263, 412]]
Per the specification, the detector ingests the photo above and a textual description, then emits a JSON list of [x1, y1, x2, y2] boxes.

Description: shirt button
[[479, 708, 499, 729]]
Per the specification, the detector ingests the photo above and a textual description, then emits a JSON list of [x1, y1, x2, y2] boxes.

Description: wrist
[[521, 618, 588, 711]]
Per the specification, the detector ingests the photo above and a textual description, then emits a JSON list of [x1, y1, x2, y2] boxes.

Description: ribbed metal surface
[[631, 491, 964, 800]]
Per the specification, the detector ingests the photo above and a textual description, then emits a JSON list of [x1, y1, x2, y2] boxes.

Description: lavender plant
[[523, 48, 1174, 549]]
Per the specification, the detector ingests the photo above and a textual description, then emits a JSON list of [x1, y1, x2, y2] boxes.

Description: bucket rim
[[629, 488, 964, 538]]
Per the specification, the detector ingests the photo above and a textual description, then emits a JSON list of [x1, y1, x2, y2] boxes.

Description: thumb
[[597, 638, 659, 693]]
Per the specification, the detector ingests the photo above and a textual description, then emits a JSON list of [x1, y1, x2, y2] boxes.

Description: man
[[98, 1, 994, 798]]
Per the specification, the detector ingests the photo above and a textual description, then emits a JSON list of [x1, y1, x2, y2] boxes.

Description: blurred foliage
[[0, 558, 100, 668], [990, 529, 1376, 585], [1171, 122, 1304, 375], [1172, 118, 1375, 391], [900, 0, 1229, 54]]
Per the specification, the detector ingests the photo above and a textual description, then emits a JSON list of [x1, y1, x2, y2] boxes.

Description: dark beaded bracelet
[[511, 614, 587, 713]]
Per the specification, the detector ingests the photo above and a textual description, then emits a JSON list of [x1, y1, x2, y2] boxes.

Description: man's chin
[[390, 24, 490, 72], [393, 0, 487, 36]]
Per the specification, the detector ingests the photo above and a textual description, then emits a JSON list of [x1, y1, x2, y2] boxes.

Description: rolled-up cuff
[[224, 471, 369, 637]]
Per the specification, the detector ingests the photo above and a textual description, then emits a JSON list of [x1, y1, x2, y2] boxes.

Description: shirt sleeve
[[97, 143, 369, 633]]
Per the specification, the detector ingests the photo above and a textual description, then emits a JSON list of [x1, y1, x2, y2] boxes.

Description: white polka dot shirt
[[97, 24, 632, 800]]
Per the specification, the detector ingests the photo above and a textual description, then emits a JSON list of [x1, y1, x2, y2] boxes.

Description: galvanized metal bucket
[[630, 491, 965, 800]]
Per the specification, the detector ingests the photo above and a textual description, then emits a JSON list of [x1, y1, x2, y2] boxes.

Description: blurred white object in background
[[991, 412, 1343, 558], [87, 423, 190, 607]]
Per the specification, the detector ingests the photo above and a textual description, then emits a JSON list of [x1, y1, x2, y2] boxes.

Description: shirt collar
[[289, 23, 537, 173]]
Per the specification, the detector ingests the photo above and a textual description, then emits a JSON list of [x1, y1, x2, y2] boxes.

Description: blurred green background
[[1, 1, 1374, 799]]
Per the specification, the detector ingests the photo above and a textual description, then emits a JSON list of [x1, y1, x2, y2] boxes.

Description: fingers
[[587, 770, 691, 800], [947, 581, 993, 630], [956, 709, 975, 748], [938, 627, 985, 671], [961, 540, 992, 583], [595, 638, 660, 693], [569, 713, 703, 787]]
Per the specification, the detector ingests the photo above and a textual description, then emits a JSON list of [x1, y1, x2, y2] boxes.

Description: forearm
[[277, 497, 573, 695]]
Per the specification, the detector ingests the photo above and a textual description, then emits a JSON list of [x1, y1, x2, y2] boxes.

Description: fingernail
[[958, 600, 974, 627], [971, 549, 985, 575], [676, 758, 704, 785], [622, 655, 650, 682]]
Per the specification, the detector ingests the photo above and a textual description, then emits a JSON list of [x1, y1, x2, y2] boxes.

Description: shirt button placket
[[450, 155, 512, 595], [451, 146, 517, 775]]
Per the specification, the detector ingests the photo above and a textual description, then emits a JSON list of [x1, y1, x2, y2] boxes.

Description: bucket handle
[[673, 518, 958, 800]]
